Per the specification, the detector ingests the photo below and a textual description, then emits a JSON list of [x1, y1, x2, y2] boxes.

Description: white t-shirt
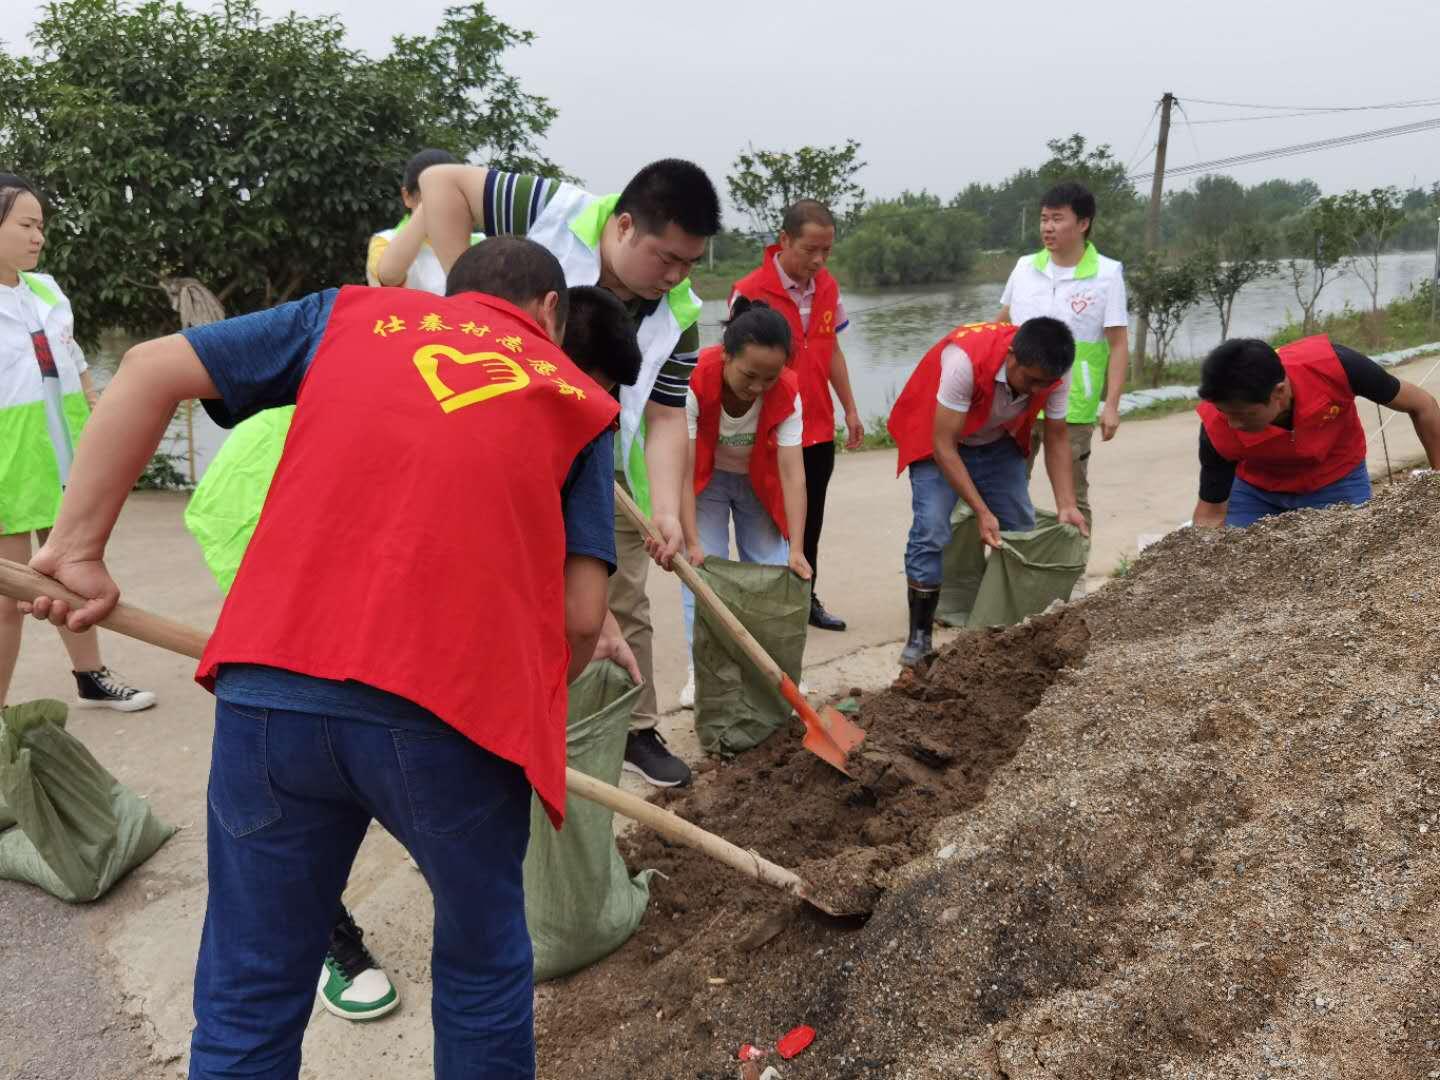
[[686, 388, 804, 474], [936, 344, 1070, 447], [1000, 248, 1128, 345]]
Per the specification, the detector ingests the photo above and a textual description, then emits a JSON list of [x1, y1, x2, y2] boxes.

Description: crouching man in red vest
[[1194, 336, 1440, 527], [887, 318, 1087, 666], [21, 237, 628, 1079]]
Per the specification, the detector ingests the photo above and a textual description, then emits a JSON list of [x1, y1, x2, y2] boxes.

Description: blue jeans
[[191, 696, 535, 1079], [905, 441, 1035, 587], [1225, 462, 1372, 527], [682, 469, 790, 648]]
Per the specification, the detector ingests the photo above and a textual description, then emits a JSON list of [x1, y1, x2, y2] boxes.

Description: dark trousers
[[190, 698, 536, 1079], [801, 441, 835, 587]]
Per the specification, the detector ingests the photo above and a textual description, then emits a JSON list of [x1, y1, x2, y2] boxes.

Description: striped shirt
[[480, 171, 700, 409]]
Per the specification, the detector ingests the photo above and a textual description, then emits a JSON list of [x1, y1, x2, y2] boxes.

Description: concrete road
[[1, 350, 1434, 1077]]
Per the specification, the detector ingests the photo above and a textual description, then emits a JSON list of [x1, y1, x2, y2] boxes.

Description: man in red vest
[[1193, 336, 1440, 527], [22, 238, 625, 1078], [730, 199, 864, 632], [888, 318, 1087, 666]]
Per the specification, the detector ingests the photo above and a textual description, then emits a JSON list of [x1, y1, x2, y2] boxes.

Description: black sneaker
[[73, 668, 157, 713], [623, 729, 692, 788], [809, 595, 847, 632], [317, 908, 399, 1021]]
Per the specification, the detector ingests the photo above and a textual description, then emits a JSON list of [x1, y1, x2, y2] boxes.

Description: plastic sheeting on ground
[[525, 661, 653, 982], [692, 559, 810, 756], [0, 700, 175, 902]]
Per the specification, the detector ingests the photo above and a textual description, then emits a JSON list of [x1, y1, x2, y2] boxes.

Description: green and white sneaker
[[317, 908, 399, 1021]]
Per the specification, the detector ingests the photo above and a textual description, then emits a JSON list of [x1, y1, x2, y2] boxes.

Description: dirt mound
[[537, 475, 1440, 1079]]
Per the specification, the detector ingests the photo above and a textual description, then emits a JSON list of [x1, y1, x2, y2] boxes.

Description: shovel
[[0, 557, 868, 916], [613, 484, 866, 777]]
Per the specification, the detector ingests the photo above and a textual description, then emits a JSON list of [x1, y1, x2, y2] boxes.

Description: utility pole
[[1134, 91, 1175, 377]]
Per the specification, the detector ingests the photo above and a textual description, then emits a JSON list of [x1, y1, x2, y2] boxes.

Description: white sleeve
[[776, 393, 804, 447], [1104, 268, 1129, 328], [685, 388, 699, 440], [935, 344, 974, 413], [1044, 371, 1072, 416]]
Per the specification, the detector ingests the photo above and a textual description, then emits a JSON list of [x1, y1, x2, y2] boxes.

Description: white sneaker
[[679, 669, 695, 710]]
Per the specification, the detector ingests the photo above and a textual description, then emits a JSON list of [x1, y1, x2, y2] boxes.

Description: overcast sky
[[11, 0, 1440, 212]]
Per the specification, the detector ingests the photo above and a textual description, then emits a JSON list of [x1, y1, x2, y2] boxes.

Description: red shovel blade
[[781, 676, 865, 776]]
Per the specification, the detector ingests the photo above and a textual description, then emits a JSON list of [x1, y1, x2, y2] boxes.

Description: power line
[[1176, 94, 1440, 113], [1129, 115, 1440, 182], [1124, 101, 1162, 174]]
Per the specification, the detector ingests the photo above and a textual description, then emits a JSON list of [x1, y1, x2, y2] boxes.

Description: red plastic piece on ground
[[738, 1044, 766, 1061], [776, 1025, 816, 1059]]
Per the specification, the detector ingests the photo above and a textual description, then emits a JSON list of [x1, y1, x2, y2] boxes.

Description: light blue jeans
[[904, 440, 1036, 588], [1225, 461, 1372, 527], [682, 469, 790, 647]]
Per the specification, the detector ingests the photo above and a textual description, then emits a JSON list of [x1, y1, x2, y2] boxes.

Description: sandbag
[[692, 558, 810, 756], [184, 406, 294, 592], [966, 510, 1089, 628], [0, 700, 175, 902], [524, 661, 653, 982], [936, 504, 986, 627]]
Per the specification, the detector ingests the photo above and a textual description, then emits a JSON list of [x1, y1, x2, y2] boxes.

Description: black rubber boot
[[899, 587, 940, 667]]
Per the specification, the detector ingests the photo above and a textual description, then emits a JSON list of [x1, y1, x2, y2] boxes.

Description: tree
[[1193, 227, 1278, 343], [725, 140, 866, 236], [1283, 197, 1354, 334], [836, 192, 979, 287], [1341, 186, 1406, 312], [1127, 254, 1202, 385], [0, 0, 561, 343]]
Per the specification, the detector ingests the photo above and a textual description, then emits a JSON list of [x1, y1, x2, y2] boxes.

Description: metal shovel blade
[[782, 677, 866, 776]]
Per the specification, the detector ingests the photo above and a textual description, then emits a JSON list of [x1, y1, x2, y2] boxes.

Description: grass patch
[[1272, 281, 1440, 354]]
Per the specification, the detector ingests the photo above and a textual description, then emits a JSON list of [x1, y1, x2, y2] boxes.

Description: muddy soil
[[537, 474, 1440, 1080]]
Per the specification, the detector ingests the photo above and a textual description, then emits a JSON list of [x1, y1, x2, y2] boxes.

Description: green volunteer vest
[[0, 273, 90, 535], [1030, 243, 1112, 426]]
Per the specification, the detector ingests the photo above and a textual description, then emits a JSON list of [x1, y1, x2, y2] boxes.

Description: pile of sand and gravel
[[536, 473, 1440, 1079]]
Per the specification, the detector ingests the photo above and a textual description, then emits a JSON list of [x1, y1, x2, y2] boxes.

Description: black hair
[[1199, 338, 1286, 405], [722, 297, 791, 357], [1011, 316, 1075, 378], [1040, 180, 1096, 239], [781, 199, 836, 237], [0, 173, 40, 225], [402, 149, 457, 196], [616, 158, 721, 239], [561, 285, 642, 387], [445, 236, 569, 330]]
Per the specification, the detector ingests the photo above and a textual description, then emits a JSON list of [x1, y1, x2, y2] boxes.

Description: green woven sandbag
[[691, 559, 810, 756], [525, 662, 654, 981], [0, 700, 174, 902], [966, 510, 1089, 628]]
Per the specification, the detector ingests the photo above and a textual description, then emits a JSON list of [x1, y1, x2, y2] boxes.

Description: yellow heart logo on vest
[[412, 345, 531, 413]]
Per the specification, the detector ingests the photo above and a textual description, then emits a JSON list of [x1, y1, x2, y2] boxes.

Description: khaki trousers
[[1028, 422, 1094, 527], [608, 489, 659, 730]]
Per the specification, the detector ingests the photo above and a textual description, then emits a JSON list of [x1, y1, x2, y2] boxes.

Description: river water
[[142, 250, 1436, 481], [699, 249, 1437, 423]]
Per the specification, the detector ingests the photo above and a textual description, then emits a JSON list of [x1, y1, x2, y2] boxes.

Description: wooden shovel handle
[[0, 558, 208, 660], [564, 766, 804, 897], [0, 555, 817, 900], [613, 484, 783, 684]]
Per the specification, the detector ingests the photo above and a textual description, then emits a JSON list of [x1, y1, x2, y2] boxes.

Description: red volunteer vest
[[731, 247, 841, 447], [887, 323, 1056, 475], [1197, 336, 1367, 495], [196, 286, 618, 826], [691, 345, 801, 537]]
